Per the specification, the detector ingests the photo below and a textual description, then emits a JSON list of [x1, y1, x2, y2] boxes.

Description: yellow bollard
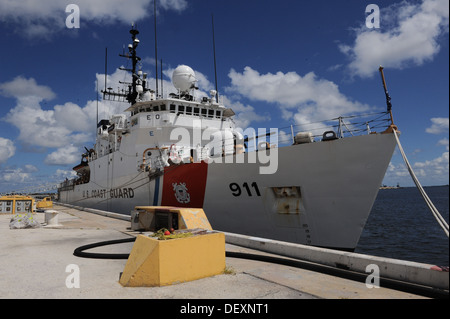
[[119, 232, 225, 287]]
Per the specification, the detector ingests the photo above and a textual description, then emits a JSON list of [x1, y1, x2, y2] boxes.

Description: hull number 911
[[229, 182, 261, 197]]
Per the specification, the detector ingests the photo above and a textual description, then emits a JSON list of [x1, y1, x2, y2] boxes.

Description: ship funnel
[[172, 65, 197, 93]]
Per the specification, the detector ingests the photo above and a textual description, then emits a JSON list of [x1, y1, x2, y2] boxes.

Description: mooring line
[[393, 130, 449, 237]]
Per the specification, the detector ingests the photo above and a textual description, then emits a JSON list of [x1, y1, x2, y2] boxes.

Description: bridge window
[[170, 104, 176, 113]]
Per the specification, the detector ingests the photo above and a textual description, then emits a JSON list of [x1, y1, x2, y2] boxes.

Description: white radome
[[172, 65, 196, 93]]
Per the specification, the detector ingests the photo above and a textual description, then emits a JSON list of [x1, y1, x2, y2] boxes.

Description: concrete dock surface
[[0, 204, 440, 299]]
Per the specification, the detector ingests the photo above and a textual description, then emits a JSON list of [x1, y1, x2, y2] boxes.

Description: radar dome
[[172, 65, 196, 93]]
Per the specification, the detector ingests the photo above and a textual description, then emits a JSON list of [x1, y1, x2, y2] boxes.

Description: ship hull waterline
[[58, 132, 397, 251]]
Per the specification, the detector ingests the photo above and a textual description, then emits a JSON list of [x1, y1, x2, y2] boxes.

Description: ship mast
[[102, 25, 151, 105]]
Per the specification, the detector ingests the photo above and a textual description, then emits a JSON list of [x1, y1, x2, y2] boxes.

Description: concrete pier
[[0, 203, 447, 300]]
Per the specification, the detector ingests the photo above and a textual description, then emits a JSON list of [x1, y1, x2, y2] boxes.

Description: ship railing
[[58, 179, 75, 191], [277, 111, 392, 146], [185, 112, 391, 154]]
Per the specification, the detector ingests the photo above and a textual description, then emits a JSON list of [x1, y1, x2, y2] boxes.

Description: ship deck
[[0, 204, 446, 301]]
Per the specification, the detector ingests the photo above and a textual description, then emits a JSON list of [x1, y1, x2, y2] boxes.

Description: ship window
[[160, 104, 166, 111], [201, 108, 207, 117], [146, 107, 151, 112], [170, 104, 176, 113], [154, 105, 159, 112], [194, 107, 200, 116], [215, 110, 222, 119], [178, 105, 185, 115], [186, 106, 193, 115], [208, 109, 214, 118]]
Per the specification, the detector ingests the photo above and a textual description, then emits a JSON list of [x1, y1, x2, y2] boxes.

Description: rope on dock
[[393, 129, 449, 237]]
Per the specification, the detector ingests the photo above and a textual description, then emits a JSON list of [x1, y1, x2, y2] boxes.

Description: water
[[356, 185, 449, 266]]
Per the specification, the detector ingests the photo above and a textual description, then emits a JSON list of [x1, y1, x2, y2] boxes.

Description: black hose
[[73, 237, 448, 298], [73, 237, 135, 259]]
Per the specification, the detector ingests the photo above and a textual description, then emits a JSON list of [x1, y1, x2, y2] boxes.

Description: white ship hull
[[59, 132, 397, 250]]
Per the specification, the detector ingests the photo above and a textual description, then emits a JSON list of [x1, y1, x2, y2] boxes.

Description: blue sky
[[0, 0, 448, 193]]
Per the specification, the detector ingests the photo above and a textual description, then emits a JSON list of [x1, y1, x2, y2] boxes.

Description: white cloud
[[0, 168, 32, 183], [0, 165, 48, 192], [3, 101, 73, 148], [193, 71, 215, 93], [413, 150, 449, 178], [384, 151, 449, 186], [0, 164, 72, 193], [438, 138, 449, 149], [54, 102, 91, 132], [425, 117, 449, 134], [44, 145, 80, 165], [0, 137, 16, 164], [0, 76, 56, 102], [0, 76, 98, 148], [159, 0, 188, 11], [227, 66, 371, 125], [387, 161, 410, 178], [0, 164, 79, 193], [340, 0, 449, 78], [0, 0, 188, 39], [23, 164, 39, 173]]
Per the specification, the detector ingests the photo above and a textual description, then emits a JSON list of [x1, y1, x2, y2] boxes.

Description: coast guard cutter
[[58, 26, 398, 251]]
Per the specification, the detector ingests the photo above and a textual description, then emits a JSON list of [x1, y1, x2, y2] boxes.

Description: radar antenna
[[102, 25, 153, 105]]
